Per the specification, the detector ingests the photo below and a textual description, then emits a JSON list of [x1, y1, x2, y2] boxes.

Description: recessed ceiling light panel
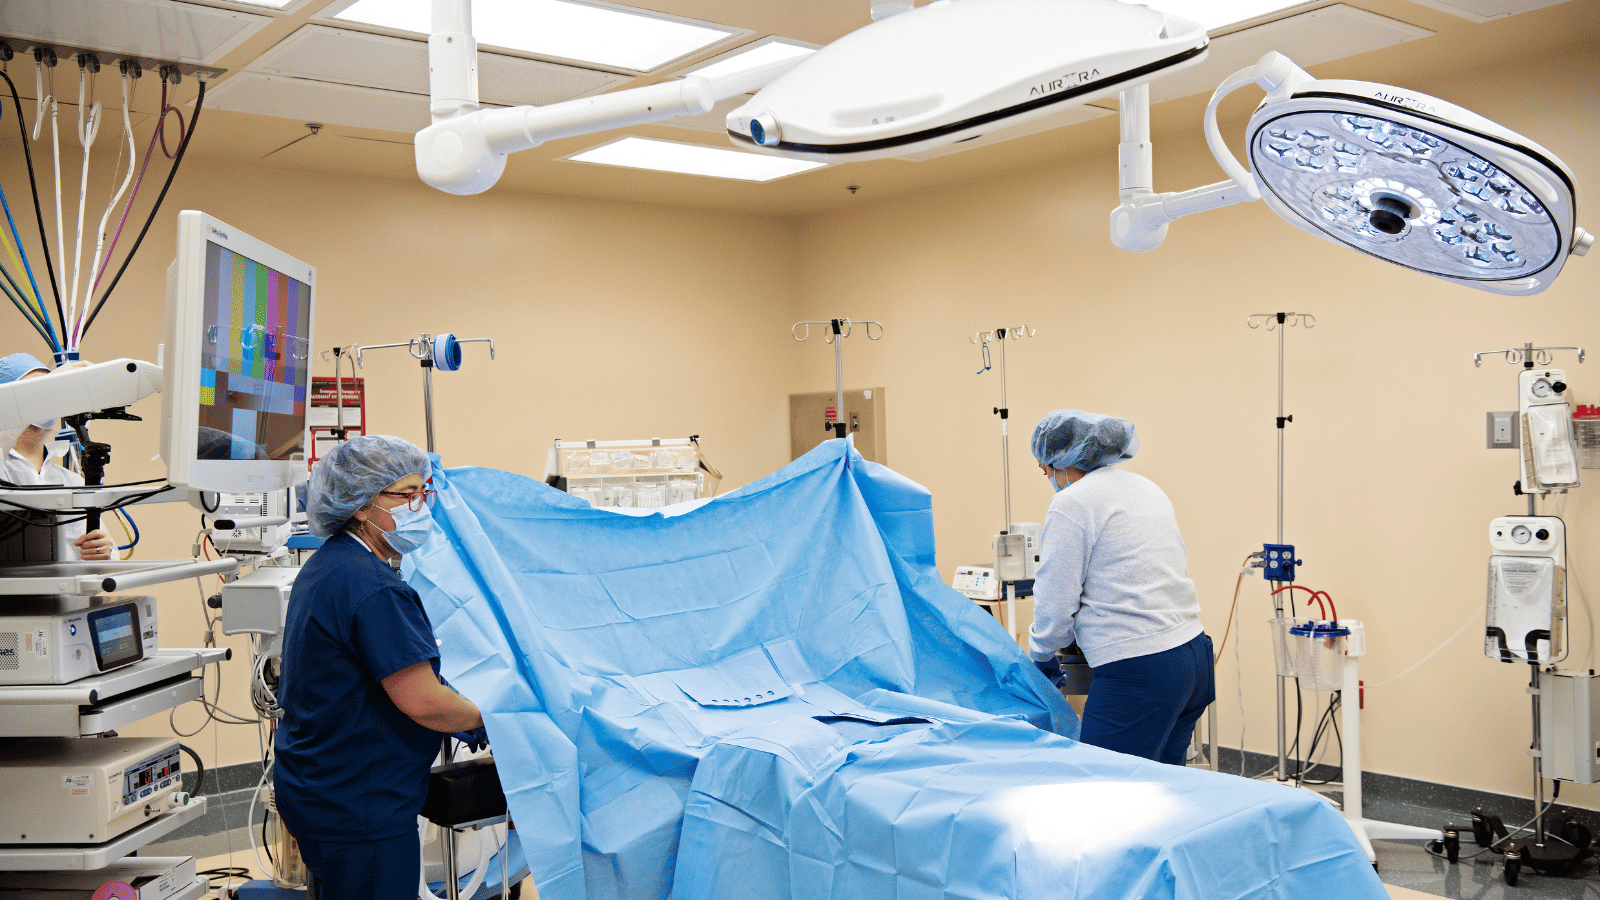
[[567, 137, 823, 181], [680, 38, 818, 83], [333, 0, 738, 72], [726, 0, 1208, 162]]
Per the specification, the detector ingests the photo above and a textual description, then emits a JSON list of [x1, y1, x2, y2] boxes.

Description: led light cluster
[[1251, 111, 1561, 280]]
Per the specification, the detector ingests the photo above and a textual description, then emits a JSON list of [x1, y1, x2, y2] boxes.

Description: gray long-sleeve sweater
[[1026, 466, 1202, 668]]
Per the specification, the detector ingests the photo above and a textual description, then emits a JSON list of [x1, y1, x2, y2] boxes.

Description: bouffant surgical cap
[[0, 353, 49, 384], [1030, 409, 1139, 473], [305, 435, 430, 537]]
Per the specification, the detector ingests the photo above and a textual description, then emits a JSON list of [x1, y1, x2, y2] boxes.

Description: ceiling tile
[[251, 25, 628, 107], [1149, 4, 1434, 104], [0, 0, 270, 67]]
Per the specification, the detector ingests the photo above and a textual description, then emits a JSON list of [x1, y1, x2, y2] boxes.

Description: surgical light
[[1110, 52, 1590, 295], [415, 0, 1588, 295], [567, 137, 824, 182], [724, 0, 1209, 161]]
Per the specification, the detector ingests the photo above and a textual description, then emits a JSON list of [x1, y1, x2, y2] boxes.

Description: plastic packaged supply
[[667, 478, 698, 505], [570, 485, 600, 507], [636, 483, 666, 509], [652, 449, 676, 469], [611, 485, 635, 508], [568, 452, 592, 475]]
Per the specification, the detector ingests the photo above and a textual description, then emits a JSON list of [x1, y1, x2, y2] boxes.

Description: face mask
[[1045, 469, 1064, 493], [31, 418, 56, 434], [380, 501, 434, 555]]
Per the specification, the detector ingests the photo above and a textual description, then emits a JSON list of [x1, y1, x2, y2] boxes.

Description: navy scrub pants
[[301, 830, 422, 900], [1079, 632, 1215, 765]]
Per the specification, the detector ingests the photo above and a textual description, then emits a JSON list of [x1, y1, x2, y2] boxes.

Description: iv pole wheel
[[1504, 852, 1520, 886]]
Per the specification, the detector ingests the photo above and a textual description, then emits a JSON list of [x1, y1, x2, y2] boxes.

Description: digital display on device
[[87, 604, 144, 671], [197, 241, 313, 462]]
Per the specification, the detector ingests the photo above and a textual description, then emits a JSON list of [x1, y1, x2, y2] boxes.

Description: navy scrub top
[[274, 531, 443, 842]]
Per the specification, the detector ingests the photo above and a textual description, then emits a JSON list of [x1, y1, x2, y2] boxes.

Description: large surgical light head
[[1246, 72, 1585, 295], [1112, 52, 1590, 296], [725, 0, 1208, 162]]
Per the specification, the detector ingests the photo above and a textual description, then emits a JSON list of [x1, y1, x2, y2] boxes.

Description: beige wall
[[2, 158, 802, 766], [793, 41, 1600, 803], [5, 35, 1597, 810]]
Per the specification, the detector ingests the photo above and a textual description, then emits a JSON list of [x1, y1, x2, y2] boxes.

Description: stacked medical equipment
[[548, 438, 722, 508], [0, 209, 334, 896], [1438, 342, 1591, 886]]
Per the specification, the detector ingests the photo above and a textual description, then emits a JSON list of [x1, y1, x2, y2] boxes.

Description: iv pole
[[1468, 341, 1587, 883], [352, 333, 496, 453], [1247, 311, 1311, 782], [973, 326, 1034, 640], [793, 318, 883, 439]]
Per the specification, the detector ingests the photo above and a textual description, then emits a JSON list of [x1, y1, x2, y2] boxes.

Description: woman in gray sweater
[[1028, 409, 1214, 764]]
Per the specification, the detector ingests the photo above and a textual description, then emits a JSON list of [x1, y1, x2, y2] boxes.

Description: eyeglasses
[[378, 486, 436, 512]]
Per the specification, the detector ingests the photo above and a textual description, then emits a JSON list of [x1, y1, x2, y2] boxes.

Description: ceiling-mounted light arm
[[416, 0, 806, 195], [1110, 52, 1312, 253]]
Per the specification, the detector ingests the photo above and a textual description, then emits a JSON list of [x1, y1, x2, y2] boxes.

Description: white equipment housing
[[1486, 515, 1566, 664], [0, 737, 182, 844], [991, 522, 1041, 582], [952, 565, 1000, 601], [0, 856, 200, 900], [1539, 671, 1600, 785], [1518, 368, 1580, 492], [0, 597, 157, 686], [0, 359, 162, 433], [727, 0, 1207, 162], [209, 490, 292, 554]]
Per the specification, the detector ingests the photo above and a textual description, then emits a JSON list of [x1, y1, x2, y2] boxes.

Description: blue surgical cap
[[0, 353, 49, 384], [1031, 409, 1139, 473], [305, 435, 431, 537]]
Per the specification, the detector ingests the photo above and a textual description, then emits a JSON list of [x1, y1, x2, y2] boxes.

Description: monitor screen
[[196, 241, 312, 462], [164, 211, 316, 494], [87, 602, 144, 671]]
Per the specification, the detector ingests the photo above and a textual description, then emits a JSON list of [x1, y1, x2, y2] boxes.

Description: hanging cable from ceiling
[[75, 60, 138, 350], [65, 54, 103, 351], [80, 70, 206, 342]]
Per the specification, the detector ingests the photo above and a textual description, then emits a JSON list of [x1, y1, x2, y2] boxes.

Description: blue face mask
[[1045, 469, 1064, 492], [381, 501, 434, 555]]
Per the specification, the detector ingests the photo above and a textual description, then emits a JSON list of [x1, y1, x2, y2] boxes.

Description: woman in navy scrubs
[[1028, 410, 1214, 765], [275, 435, 484, 899]]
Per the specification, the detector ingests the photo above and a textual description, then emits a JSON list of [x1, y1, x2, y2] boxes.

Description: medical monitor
[[162, 210, 315, 494]]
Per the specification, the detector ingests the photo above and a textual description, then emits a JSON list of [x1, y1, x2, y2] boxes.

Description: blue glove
[[452, 726, 489, 753], [1034, 657, 1067, 689]]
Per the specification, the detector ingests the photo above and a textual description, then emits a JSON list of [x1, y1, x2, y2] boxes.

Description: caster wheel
[[1505, 856, 1521, 886], [1444, 830, 1460, 864]]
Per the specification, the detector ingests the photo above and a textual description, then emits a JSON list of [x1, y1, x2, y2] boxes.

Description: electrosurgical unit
[[0, 737, 183, 844]]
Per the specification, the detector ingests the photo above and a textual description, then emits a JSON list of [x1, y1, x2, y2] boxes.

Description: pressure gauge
[[1531, 378, 1554, 398], [1511, 524, 1533, 543]]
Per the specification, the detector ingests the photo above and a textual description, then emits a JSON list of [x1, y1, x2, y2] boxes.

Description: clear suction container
[[1270, 617, 1352, 691]]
